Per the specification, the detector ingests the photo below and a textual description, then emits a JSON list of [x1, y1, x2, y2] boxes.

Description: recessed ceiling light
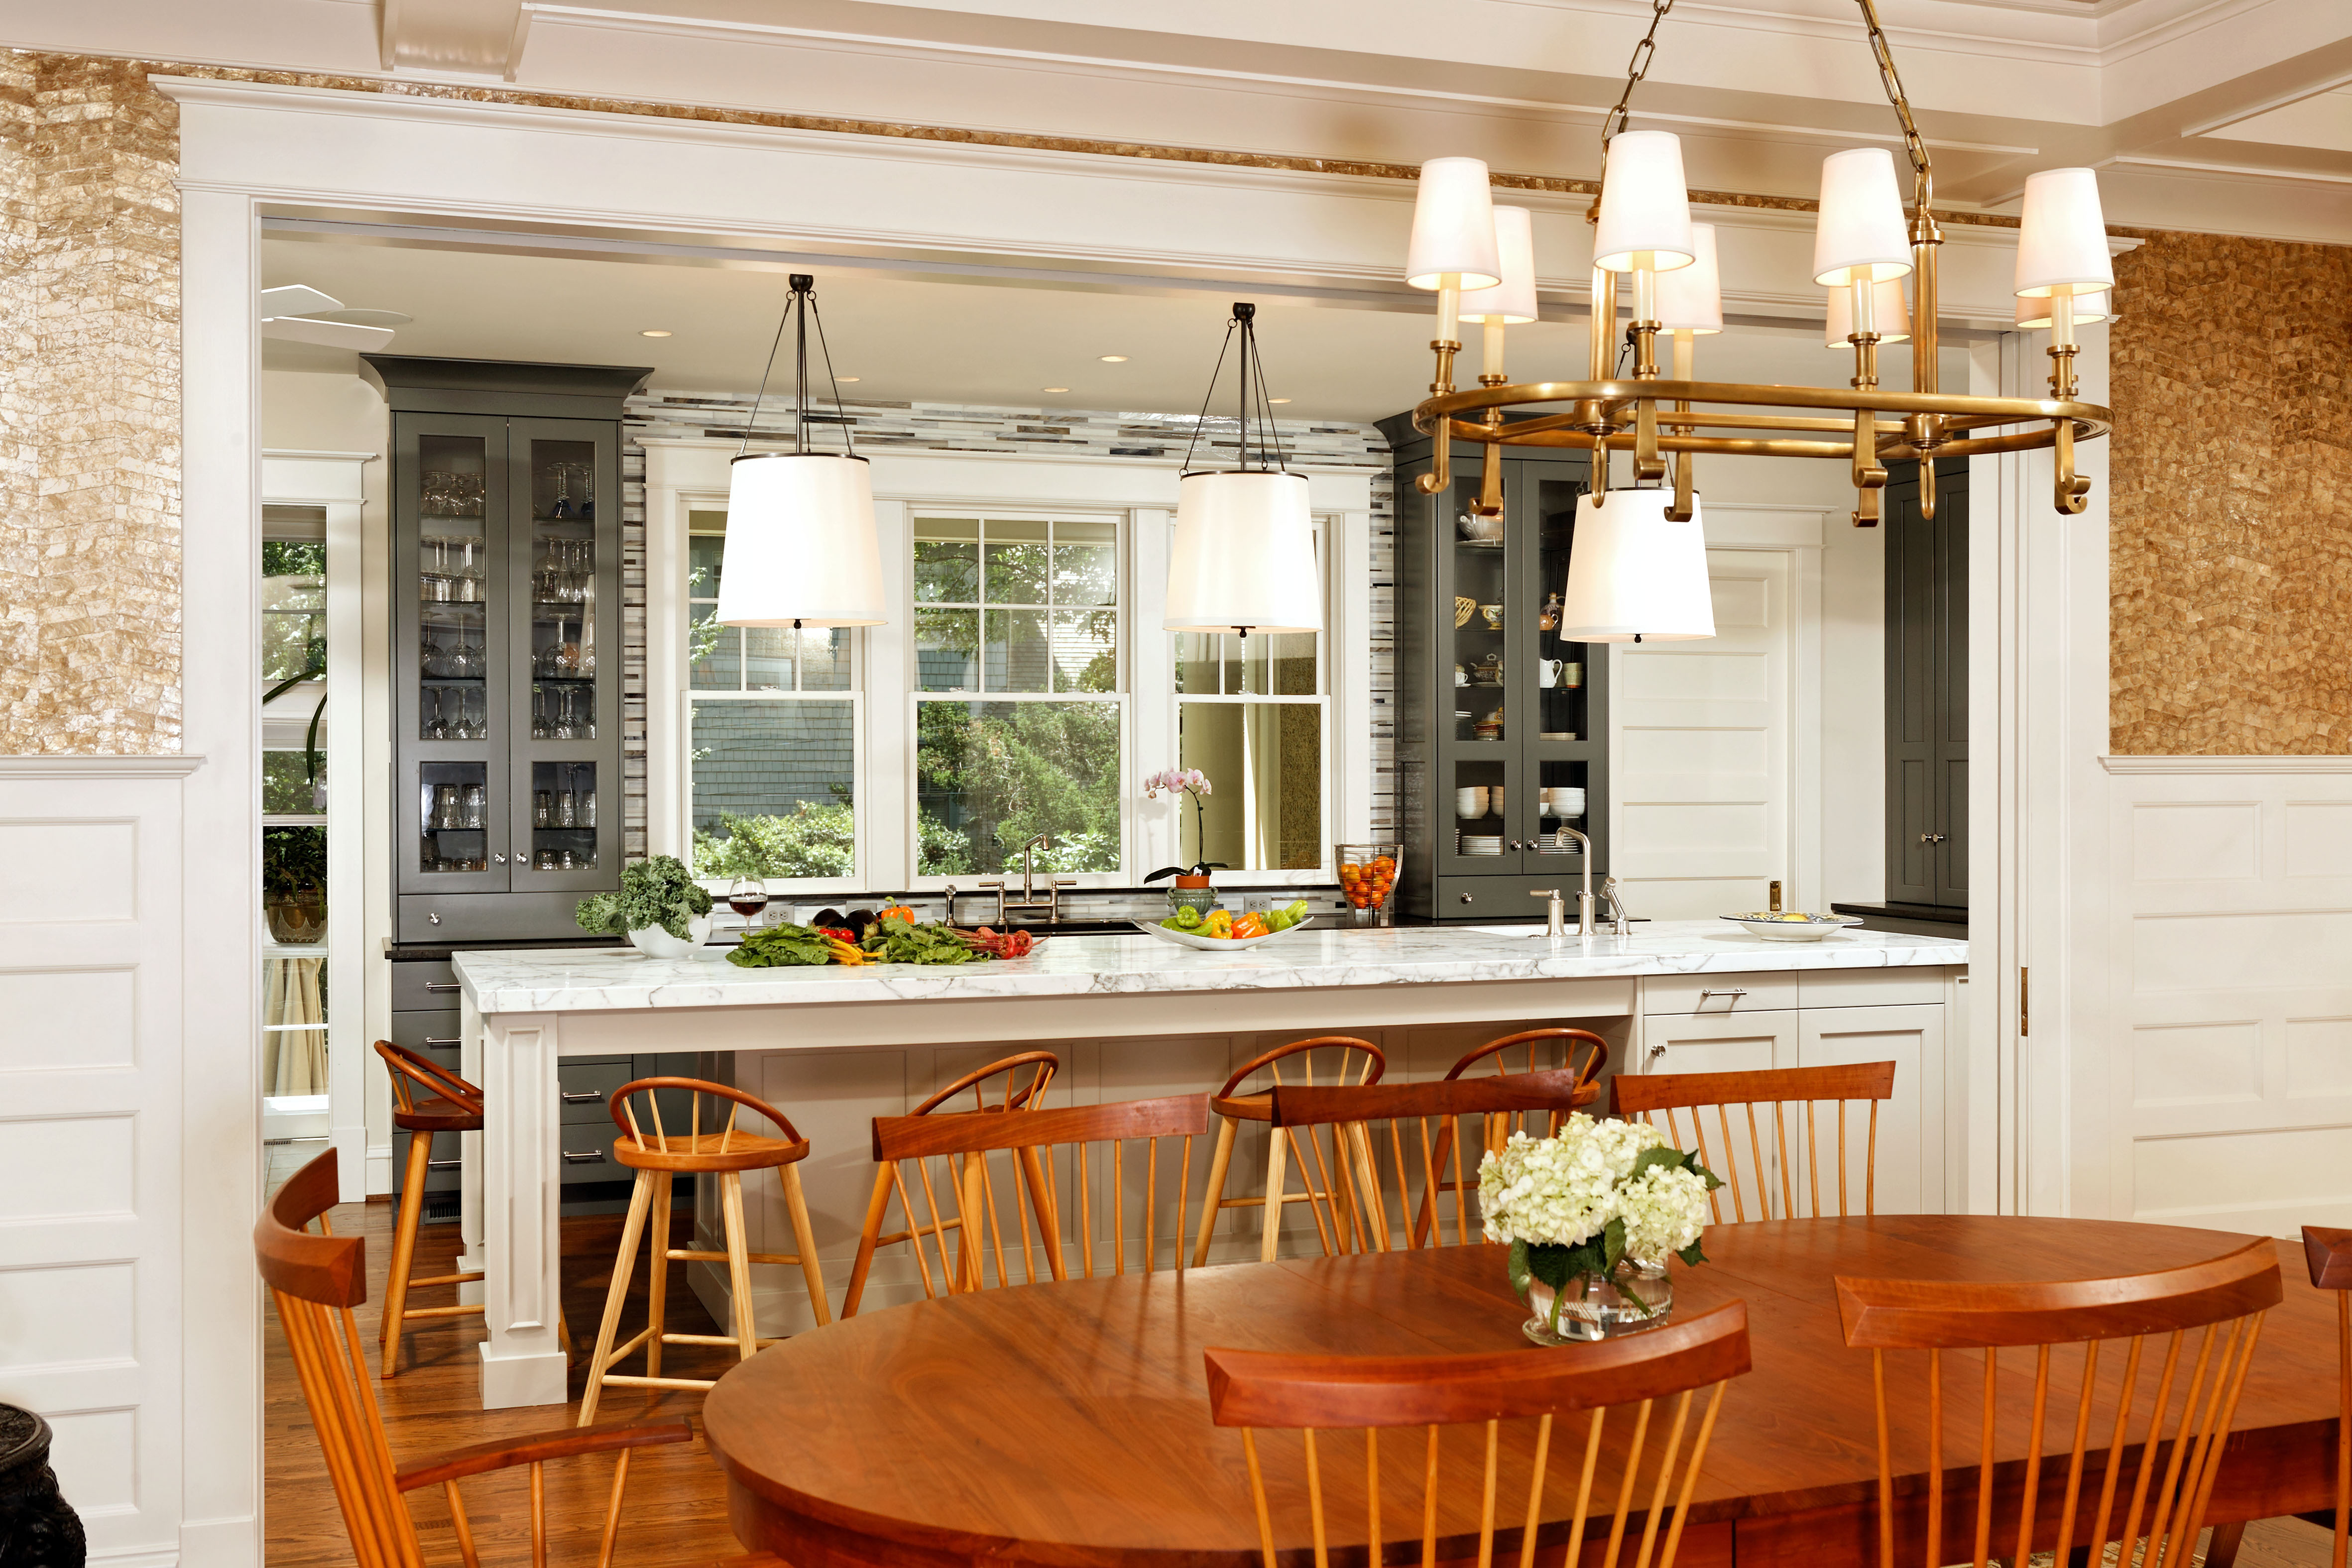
[[639, 329, 673, 337], [1269, 397, 1292, 404], [1098, 354, 1128, 363], [1042, 386, 1070, 393]]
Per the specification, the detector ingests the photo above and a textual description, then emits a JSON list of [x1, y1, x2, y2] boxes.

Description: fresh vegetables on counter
[[859, 909, 984, 965], [1158, 897, 1310, 940], [727, 922, 838, 967], [577, 855, 713, 941], [957, 926, 1035, 960]]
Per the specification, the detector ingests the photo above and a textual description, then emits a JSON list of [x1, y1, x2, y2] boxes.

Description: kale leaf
[[575, 855, 713, 941]]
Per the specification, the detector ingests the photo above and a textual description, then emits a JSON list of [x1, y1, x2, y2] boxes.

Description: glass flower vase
[[1520, 1259, 1674, 1346]]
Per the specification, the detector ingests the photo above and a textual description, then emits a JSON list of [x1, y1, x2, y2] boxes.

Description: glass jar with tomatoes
[[1333, 843, 1401, 927]]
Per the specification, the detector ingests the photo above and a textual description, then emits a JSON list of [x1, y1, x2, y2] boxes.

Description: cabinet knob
[[1459, 893, 1474, 904], [493, 853, 508, 864], [428, 912, 442, 926], [1918, 832, 1948, 845]]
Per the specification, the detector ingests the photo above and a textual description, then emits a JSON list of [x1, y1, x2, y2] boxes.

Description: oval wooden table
[[702, 1216, 2343, 1568]]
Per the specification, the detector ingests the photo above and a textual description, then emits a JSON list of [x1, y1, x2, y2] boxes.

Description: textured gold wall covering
[[2109, 231, 2352, 754], [0, 54, 181, 754]]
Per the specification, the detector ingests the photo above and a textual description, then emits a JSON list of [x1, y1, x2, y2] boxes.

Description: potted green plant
[[577, 855, 715, 958], [261, 826, 328, 944]]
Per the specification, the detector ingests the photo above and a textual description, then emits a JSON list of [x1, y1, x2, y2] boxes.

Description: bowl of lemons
[[1720, 911, 1864, 942]]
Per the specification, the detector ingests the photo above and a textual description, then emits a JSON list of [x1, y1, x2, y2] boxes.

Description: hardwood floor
[[267, 1198, 749, 1568], [265, 1200, 2342, 1568]]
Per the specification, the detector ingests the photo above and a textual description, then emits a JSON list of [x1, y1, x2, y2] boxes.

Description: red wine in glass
[[725, 876, 769, 929]]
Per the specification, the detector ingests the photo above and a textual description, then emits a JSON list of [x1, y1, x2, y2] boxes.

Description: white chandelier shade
[[1592, 131, 1696, 274], [1559, 490, 1716, 644], [1812, 148, 1915, 287], [2016, 289, 2112, 330], [1458, 205, 1538, 324], [715, 452, 887, 627], [2014, 167, 2116, 299], [1652, 222, 1722, 333], [1164, 470, 1325, 635], [1406, 158, 1502, 291], [1825, 278, 1912, 346]]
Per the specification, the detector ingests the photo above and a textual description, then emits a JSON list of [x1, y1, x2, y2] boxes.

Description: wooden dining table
[[700, 1216, 2344, 1568]]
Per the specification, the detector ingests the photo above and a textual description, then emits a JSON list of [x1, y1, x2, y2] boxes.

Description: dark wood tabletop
[[701, 1216, 2343, 1568]]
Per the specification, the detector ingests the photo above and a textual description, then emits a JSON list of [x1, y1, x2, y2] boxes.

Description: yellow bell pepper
[[1201, 908, 1234, 937]]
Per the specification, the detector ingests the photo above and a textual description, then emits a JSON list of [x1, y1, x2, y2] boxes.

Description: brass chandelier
[[1407, 0, 2115, 528]]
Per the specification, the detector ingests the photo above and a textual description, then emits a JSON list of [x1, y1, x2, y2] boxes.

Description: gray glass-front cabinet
[[1384, 419, 1610, 921], [364, 356, 651, 942]]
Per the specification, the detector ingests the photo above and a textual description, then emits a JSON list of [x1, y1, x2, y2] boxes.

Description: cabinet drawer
[[1797, 969, 1950, 1009], [392, 1129, 464, 1193], [558, 1059, 634, 1123], [392, 961, 462, 1011], [1643, 974, 1798, 1016], [560, 1121, 616, 1181], [390, 1010, 463, 1057]]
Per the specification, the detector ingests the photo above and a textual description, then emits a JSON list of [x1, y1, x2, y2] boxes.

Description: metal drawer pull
[[1698, 988, 1750, 999], [560, 1090, 602, 1104], [423, 1037, 460, 1048], [424, 982, 461, 994], [427, 1159, 462, 1171], [562, 1150, 606, 1165]]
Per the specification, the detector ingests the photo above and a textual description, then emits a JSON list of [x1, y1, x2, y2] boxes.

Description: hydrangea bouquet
[[1478, 1114, 1721, 1341]]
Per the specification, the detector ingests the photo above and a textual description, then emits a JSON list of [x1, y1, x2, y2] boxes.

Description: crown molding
[[2102, 755, 2352, 774], [0, 754, 208, 779]]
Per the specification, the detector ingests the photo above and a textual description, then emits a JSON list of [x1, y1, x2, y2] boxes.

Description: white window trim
[[645, 439, 1374, 892]]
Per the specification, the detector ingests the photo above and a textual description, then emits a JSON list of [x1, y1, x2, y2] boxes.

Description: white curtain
[[262, 955, 328, 1097]]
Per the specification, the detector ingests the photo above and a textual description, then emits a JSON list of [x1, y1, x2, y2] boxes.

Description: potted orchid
[[1478, 1115, 1721, 1345], [1141, 767, 1224, 915]]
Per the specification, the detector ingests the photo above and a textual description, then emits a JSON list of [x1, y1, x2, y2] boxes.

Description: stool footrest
[[609, 1326, 656, 1360], [659, 1332, 753, 1347], [668, 1248, 806, 1267], [407, 1270, 485, 1288], [401, 1303, 487, 1322], [593, 1374, 718, 1392]]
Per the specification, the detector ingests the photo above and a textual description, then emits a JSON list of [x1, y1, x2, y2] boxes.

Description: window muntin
[[687, 514, 860, 883], [913, 514, 1124, 878], [1172, 521, 1330, 874]]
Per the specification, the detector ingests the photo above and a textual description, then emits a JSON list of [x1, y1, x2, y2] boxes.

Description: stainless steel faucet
[[1542, 827, 1601, 937], [1597, 874, 1632, 936], [984, 833, 1074, 925]]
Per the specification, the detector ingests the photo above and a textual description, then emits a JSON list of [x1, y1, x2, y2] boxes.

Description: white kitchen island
[[454, 919, 1967, 1407]]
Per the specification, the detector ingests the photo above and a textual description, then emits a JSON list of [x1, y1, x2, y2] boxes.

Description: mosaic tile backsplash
[[614, 392, 1398, 861]]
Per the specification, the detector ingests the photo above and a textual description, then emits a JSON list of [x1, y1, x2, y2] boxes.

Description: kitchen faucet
[[975, 833, 1074, 925], [1534, 827, 1602, 938]]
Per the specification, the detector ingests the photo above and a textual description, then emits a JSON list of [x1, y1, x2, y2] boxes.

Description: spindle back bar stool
[[1192, 1036, 1386, 1267], [1414, 1028, 1610, 1246], [374, 1039, 487, 1379], [577, 1077, 826, 1426]]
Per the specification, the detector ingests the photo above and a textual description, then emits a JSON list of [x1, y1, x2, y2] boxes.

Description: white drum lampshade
[[2014, 167, 2114, 298], [1813, 148, 1914, 287], [1592, 131, 1695, 274], [1825, 278, 1912, 346], [1559, 490, 1715, 644], [1406, 158, 1501, 291], [1164, 470, 1324, 635], [2016, 289, 2112, 330], [715, 452, 887, 627], [1653, 223, 1722, 333], [1458, 205, 1538, 324]]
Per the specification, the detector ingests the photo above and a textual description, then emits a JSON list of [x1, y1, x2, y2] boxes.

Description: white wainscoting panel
[[0, 758, 194, 1562], [2105, 759, 2352, 1235]]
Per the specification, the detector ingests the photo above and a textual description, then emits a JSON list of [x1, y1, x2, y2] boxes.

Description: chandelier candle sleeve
[[2017, 289, 2111, 330], [1812, 148, 1914, 286], [1826, 278, 1911, 347], [1591, 131, 1696, 274]]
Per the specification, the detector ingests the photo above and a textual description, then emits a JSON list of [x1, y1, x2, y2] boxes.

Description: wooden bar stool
[[840, 1050, 1059, 1317], [577, 1078, 828, 1426], [376, 1040, 574, 1379], [1190, 1036, 1383, 1267]]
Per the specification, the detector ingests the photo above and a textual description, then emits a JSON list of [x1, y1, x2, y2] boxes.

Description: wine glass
[[727, 875, 770, 932], [422, 688, 447, 740]]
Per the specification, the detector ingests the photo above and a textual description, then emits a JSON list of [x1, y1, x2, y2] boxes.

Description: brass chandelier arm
[[1415, 380, 2111, 428], [1427, 420, 2109, 465]]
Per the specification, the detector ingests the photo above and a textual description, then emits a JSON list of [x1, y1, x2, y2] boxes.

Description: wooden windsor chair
[[1268, 1070, 1601, 1254], [2275, 1227, 2352, 1568], [377, 1040, 490, 1378], [257, 1148, 701, 1568], [840, 1051, 1058, 1317], [1836, 1239, 2281, 1568], [576, 1078, 827, 1426], [866, 1093, 1210, 1297], [1205, 1300, 1752, 1568], [1191, 1036, 1386, 1268], [1415, 1028, 1610, 1246], [1611, 1062, 1898, 1224]]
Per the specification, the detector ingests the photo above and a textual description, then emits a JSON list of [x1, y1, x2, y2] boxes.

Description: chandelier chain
[[1855, 0, 1933, 209], [1600, 0, 1675, 152]]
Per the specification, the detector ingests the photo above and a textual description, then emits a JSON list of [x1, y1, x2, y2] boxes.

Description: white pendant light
[[1405, 158, 1502, 291], [2014, 167, 2114, 299], [717, 273, 886, 628], [1592, 131, 1696, 274], [1164, 304, 1325, 637], [716, 453, 885, 627], [1813, 148, 1914, 286], [2016, 289, 2112, 330], [1458, 205, 1537, 324], [1653, 222, 1722, 334], [1559, 490, 1715, 643], [1825, 278, 1912, 347]]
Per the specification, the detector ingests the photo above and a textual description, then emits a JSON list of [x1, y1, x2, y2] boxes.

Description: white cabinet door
[[1640, 1007, 1795, 1078], [1797, 1004, 1944, 1217]]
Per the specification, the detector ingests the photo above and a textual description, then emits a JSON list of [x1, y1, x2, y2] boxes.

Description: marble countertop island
[[454, 918, 1967, 1014]]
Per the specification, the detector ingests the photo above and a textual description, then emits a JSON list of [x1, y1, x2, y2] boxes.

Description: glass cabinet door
[[398, 420, 510, 894], [507, 420, 620, 890], [1432, 470, 1519, 878], [1515, 474, 1599, 882]]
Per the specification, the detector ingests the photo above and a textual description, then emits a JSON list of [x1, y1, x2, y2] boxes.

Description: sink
[[995, 918, 1141, 936]]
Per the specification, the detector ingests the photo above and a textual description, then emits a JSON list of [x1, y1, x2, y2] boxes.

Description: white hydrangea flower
[[1616, 1163, 1713, 1263], [1476, 1114, 1677, 1249]]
